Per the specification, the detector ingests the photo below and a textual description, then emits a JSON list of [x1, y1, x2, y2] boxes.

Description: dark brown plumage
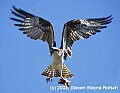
[[61, 15, 113, 58], [10, 6, 56, 52], [10, 6, 113, 58]]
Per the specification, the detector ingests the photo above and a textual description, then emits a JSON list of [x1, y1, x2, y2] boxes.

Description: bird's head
[[51, 47, 59, 54], [50, 47, 63, 56]]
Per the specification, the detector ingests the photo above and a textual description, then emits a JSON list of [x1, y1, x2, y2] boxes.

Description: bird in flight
[[10, 6, 113, 87]]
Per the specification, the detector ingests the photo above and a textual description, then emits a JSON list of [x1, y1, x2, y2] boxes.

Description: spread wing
[[10, 6, 56, 54], [60, 15, 113, 59]]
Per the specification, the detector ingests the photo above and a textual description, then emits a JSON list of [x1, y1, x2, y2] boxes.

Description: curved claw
[[58, 77, 71, 87], [46, 78, 52, 83]]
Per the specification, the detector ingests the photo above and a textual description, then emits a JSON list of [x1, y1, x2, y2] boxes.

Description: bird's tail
[[62, 63, 74, 78], [41, 64, 60, 78], [41, 63, 74, 78]]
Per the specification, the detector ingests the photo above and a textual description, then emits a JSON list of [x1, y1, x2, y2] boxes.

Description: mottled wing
[[10, 6, 56, 52], [61, 15, 113, 58]]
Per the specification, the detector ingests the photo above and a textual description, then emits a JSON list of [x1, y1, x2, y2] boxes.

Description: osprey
[[10, 6, 113, 86]]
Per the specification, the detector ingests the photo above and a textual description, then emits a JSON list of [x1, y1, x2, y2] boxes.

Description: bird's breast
[[51, 52, 62, 70]]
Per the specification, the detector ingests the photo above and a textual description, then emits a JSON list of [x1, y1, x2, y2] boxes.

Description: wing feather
[[61, 15, 113, 58], [10, 6, 56, 52]]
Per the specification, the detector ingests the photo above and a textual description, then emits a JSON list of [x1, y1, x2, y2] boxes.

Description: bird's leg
[[60, 49, 64, 78], [60, 65, 63, 78], [46, 77, 52, 83], [58, 48, 71, 87]]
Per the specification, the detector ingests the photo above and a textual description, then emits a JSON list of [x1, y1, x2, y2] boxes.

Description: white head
[[51, 47, 63, 57]]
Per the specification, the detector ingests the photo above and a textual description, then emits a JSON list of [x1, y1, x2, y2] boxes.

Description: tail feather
[[41, 64, 60, 78], [41, 63, 74, 78], [62, 63, 74, 78]]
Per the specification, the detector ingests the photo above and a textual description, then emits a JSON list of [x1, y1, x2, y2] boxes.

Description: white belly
[[51, 52, 62, 70]]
